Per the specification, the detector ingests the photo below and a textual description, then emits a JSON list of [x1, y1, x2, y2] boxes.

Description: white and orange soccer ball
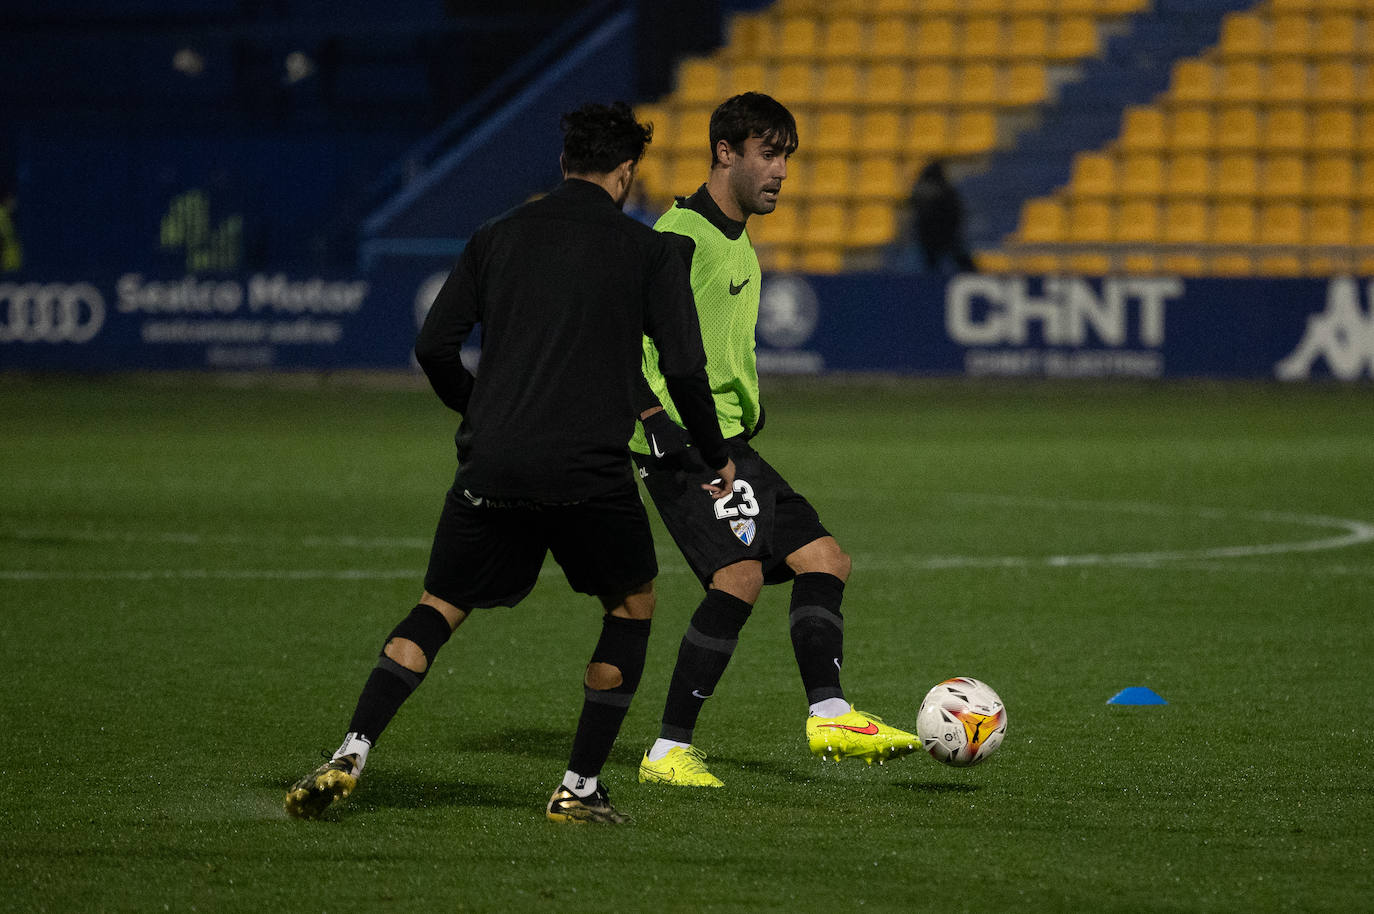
[[916, 677, 1008, 767]]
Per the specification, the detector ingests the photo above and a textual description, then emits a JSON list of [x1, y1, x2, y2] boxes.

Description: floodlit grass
[[1, 374, 1371, 912]]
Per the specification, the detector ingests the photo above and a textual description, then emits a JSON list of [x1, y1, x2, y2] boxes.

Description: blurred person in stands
[[284, 101, 735, 826], [630, 92, 920, 791], [909, 158, 976, 275]]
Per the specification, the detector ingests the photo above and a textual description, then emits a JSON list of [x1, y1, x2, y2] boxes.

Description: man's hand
[[641, 408, 692, 465], [702, 457, 737, 500]]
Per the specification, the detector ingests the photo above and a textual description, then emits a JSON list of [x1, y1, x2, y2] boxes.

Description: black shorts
[[634, 437, 829, 589], [423, 480, 658, 609]]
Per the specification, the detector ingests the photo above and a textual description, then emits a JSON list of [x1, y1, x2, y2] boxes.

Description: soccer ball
[[916, 677, 1008, 767]]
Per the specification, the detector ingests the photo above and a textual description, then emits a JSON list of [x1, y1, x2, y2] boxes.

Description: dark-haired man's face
[[727, 135, 789, 218]]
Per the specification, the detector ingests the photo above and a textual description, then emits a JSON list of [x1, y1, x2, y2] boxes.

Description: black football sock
[[567, 614, 651, 779], [347, 604, 453, 742], [658, 589, 753, 743], [789, 572, 847, 705]]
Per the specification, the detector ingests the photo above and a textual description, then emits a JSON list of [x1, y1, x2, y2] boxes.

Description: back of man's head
[[561, 102, 653, 175]]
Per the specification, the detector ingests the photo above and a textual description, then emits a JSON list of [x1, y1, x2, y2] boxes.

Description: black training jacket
[[415, 178, 726, 503]]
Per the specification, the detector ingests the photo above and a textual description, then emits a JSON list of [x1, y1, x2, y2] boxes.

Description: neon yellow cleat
[[807, 709, 919, 764], [638, 745, 725, 788], [284, 754, 359, 819]]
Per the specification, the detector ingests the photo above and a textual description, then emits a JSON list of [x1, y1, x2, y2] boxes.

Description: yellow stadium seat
[[1066, 252, 1111, 275], [904, 110, 949, 157], [1166, 153, 1212, 197], [1255, 253, 1304, 277], [851, 202, 898, 246], [949, 110, 999, 156], [808, 156, 851, 199], [1004, 62, 1049, 106], [975, 249, 1015, 274], [1215, 105, 1261, 150], [1120, 106, 1166, 151], [1068, 198, 1113, 243], [1308, 203, 1353, 246], [1270, 14, 1313, 56], [1360, 111, 1374, 155], [1170, 59, 1216, 104], [958, 62, 1002, 106], [821, 17, 865, 60], [913, 19, 959, 60], [1121, 251, 1159, 275], [865, 62, 908, 105], [727, 14, 771, 60], [1356, 156, 1374, 201], [778, 16, 820, 59], [858, 110, 904, 155], [1213, 201, 1257, 244], [1015, 251, 1065, 274], [1259, 154, 1307, 199], [677, 59, 722, 105], [1071, 151, 1117, 196], [1310, 107, 1356, 154], [1118, 151, 1165, 196], [1005, 16, 1051, 60], [723, 61, 768, 96], [1170, 106, 1214, 151], [1115, 198, 1162, 244], [868, 17, 915, 59], [963, 0, 1008, 14], [752, 202, 801, 246], [1258, 201, 1305, 245], [1309, 155, 1355, 201], [1262, 106, 1309, 152], [811, 111, 857, 155], [1217, 60, 1264, 104], [669, 155, 706, 194], [1007, 0, 1055, 16], [1210, 252, 1256, 277], [1017, 198, 1067, 243], [1050, 17, 1100, 61], [911, 63, 955, 105], [637, 103, 671, 138], [771, 61, 817, 100], [855, 156, 905, 199], [1267, 59, 1309, 104], [1215, 153, 1259, 197], [1217, 12, 1266, 57], [1162, 200, 1208, 244], [1312, 61, 1358, 103], [797, 247, 842, 274], [1312, 13, 1358, 57], [1160, 253, 1206, 277], [670, 106, 714, 152], [1355, 206, 1374, 247], [961, 17, 1005, 59], [818, 63, 863, 104]]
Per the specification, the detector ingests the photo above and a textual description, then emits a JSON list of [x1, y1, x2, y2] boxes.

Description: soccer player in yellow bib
[[631, 93, 917, 788]]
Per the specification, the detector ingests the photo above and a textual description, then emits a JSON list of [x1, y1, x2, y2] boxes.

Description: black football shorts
[[423, 479, 658, 609], [634, 437, 829, 589]]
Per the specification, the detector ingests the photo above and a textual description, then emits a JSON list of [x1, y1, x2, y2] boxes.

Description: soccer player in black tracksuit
[[285, 102, 736, 825]]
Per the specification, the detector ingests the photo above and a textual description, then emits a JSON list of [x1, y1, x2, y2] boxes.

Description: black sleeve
[[414, 240, 480, 414], [643, 232, 729, 471]]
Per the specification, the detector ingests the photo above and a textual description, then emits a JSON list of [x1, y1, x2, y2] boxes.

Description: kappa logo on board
[[1276, 278, 1374, 380]]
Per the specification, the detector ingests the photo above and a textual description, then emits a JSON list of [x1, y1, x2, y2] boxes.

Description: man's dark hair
[[708, 92, 799, 167], [560, 102, 653, 174]]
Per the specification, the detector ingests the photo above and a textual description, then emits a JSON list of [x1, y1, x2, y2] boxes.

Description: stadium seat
[[1004, 62, 1049, 106], [850, 201, 898, 246], [1209, 252, 1255, 277], [868, 17, 916, 59], [864, 62, 909, 105], [1070, 151, 1116, 196], [1160, 252, 1206, 276], [802, 247, 845, 274], [1258, 154, 1306, 200], [1270, 13, 1313, 57], [913, 19, 959, 60], [1261, 106, 1309, 152], [809, 156, 851, 198], [961, 17, 1005, 59], [1014, 251, 1064, 274], [1068, 198, 1112, 243], [1309, 106, 1356, 153], [1309, 155, 1355, 201], [958, 62, 1002, 106], [724, 61, 768, 96], [727, 14, 770, 59], [1218, 12, 1266, 58], [1066, 252, 1111, 275], [1214, 200, 1257, 244], [677, 59, 722, 104], [1215, 153, 1259, 197], [1165, 153, 1212, 197], [818, 62, 863, 103], [1050, 17, 1100, 60], [1215, 105, 1261, 150], [771, 62, 817, 99], [1255, 253, 1304, 277], [811, 111, 857, 155], [821, 17, 865, 60], [1355, 206, 1374, 247], [1169, 105, 1214, 151], [1121, 251, 1159, 275], [1217, 60, 1265, 104], [1170, 59, 1216, 104], [1357, 156, 1374, 201], [1005, 16, 1051, 60], [855, 156, 905, 200], [949, 110, 999, 156], [1267, 59, 1309, 104], [1311, 60, 1358, 103], [904, 110, 949, 157], [1017, 197, 1067, 243], [1114, 198, 1161, 243], [858, 109, 904, 154], [1308, 203, 1353, 246], [1118, 151, 1165, 196], [1312, 13, 1358, 57], [1162, 200, 1208, 244], [807, 201, 848, 246], [911, 63, 955, 105], [778, 16, 820, 59], [1258, 201, 1305, 245], [1120, 106, 1166, 151], [670, 107, 714, 152]]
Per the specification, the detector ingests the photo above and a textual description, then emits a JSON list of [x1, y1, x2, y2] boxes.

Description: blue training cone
[[1108, 686, 1167, 706]]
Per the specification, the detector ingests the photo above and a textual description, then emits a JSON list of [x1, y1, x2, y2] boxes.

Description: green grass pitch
[[1, 374, 1371, 912]]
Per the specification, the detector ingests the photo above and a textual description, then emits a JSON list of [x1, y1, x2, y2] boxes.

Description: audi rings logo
[[0, 283, 107, 344]]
